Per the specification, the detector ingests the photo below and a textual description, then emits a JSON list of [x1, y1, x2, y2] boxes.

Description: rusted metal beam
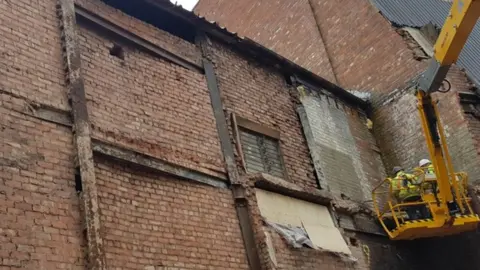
[[57, 1, 106, 268], [91, 139, 228, 188], [198, 33, 262, 270], [252, 173, 333, 205], [74, 5, 203, 73], [201, 58, 238, 182]]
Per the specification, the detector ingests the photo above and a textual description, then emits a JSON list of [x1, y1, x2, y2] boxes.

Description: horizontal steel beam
[[91, 139, 228, 189]]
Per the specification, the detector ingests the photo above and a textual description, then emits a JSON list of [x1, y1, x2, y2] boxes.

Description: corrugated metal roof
[[372, 0, 480, 86]]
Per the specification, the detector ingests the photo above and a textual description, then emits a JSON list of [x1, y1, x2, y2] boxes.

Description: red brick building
[[194, 0, 480, 179], [195, 0, 480, 268], [0, 0, 432, 269]]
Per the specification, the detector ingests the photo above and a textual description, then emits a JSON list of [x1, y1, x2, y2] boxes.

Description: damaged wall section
[[255, 188, 351, 255], [373, 67, 480, 182], [296, 85, 385, 202], [244, 173, 412, 270], [76, 1, 225, 179]]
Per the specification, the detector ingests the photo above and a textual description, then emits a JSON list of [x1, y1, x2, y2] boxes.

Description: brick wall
[[94, 158, 248, 269], [194, 0, 336, 83], [373, 67, 480, 182], [0, 95, 85, 269], [78, 20, 224, 178], [0, 0, 86, 269], [76, 0, 201, 65], [204, 40, 319, 190], [4, 0, 475, 269], [195, 0, 425, 95], [0, 0, 67, 110], [242, 175, 416, 270], [309, 0, 425, 94], [466, 113, 480, 175]]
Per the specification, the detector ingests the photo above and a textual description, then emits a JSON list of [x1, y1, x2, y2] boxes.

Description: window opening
[[239, 126, 285, 178]]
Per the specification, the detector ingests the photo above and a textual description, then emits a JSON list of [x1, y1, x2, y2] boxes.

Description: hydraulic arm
[[417, 0, 480, 221]]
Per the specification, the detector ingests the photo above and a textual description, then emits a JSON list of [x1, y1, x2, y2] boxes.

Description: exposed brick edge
[[251, 173, 333, 204], [57, 0, 106, 268], [198, 33, 262, 270], [296, 104, 329, 190], [91, 139, 228, 188]]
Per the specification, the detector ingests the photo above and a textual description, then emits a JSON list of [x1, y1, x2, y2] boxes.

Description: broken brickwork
[[1, 0, 474, 269], [195, 0, 480, 183], [195, 0, 480, 269], [296, 86, 385, 202]]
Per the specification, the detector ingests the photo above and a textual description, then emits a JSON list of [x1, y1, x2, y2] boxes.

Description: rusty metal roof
[[372, 0, 480, 86]]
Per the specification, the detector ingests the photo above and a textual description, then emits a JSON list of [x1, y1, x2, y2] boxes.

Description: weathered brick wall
[[468, 114, 480, 148], [242, 175, 414, 270], [309, 0, 425, 94], [0, 0, 86, 269], [466, 113, 480, 173], [94, 158, 248, 269], [195, 0, 425, 95], [78, 24, 224, 178], [204, 40, 319, 190], [194, 0, 336, 83], [0, 95, 85, 269], [0, 0, 67, 110], [373, 67, 480, 182], [76, 0, 201, 65]]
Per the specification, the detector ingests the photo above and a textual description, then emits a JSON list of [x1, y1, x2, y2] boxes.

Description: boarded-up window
[[233, 115, 286, 178], [239, 127, 285, 178], [255, 188, 351, 255]]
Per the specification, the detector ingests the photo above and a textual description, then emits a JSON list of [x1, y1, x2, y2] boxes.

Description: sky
[[170, 0, 199, 11]]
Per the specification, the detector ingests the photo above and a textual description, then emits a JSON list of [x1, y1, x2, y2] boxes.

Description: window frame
[[232, 114, 289, 179]]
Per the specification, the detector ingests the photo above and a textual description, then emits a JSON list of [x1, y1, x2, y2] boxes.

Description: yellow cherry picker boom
[[372, 0, 480, 240]]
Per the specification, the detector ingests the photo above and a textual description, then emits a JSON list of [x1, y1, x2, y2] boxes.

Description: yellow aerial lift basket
[[372, 171, 479, 240]]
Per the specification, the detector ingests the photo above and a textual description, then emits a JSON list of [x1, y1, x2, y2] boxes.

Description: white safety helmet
[[419, 159, 431, 167]]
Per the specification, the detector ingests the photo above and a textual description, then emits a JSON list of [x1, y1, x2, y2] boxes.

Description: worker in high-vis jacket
[[391, 166, 424, 219], [419, 159, 435, 175], [391, 166, 420, 201]]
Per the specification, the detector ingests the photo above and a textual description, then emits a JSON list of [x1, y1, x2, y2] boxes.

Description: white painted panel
[[255, 189, 351, 254]]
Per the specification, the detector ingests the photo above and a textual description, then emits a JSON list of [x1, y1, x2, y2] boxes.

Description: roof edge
[[144, 0, 368, 109]]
